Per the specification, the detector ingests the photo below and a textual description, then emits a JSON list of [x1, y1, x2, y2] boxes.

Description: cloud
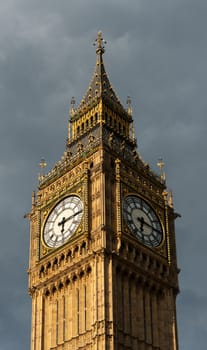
[[178, 289, 207, 350], [0, 0, 206, 349]]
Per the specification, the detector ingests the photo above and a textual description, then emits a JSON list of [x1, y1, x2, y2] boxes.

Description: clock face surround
[[43, 196, 83, 248], [123, 195, 163, 247]]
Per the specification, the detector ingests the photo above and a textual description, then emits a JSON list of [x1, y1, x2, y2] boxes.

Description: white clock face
[[43, 196, 83, 248], [123, 195, 163, 247]]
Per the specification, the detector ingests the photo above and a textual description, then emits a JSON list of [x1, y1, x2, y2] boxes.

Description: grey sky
[[0, 0, 206, 349]]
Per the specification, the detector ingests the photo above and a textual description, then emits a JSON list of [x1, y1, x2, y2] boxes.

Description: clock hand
[[64, 209, 83, 223], [138, 216, 145, 232], [58, 209, 83, 233], [137, 216, 160, 234], [58, 216, 66, 233]]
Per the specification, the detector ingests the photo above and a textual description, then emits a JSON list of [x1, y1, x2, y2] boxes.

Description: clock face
[[43, 196, 83, 248], [123, 195, 163, 247]]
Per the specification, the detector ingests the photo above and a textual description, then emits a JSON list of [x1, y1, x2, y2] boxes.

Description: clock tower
[[28, 32, 179, 350]]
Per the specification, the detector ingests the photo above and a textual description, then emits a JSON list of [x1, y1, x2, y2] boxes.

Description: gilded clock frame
[[39, 181, 88, 258], [122, 191, 166, 252]]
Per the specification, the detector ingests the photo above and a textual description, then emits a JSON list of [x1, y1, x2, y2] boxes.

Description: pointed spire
[[77, 32, 128, 115]]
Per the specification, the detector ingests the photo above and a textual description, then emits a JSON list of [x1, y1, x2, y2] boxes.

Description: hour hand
[[58, 216, 66, 233], [137, 216, 151, 226], [137, 216, 145, 232], [137, 216, 160, 233]]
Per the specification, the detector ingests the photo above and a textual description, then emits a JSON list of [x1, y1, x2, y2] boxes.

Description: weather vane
[[93, 31, 107, 54]]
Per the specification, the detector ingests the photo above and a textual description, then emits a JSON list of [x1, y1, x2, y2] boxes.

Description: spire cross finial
[[71, 96, 75, 109], [157, 157, 164, 171], [70, 96, 76, 113], [126, 96, 132, 116], [39, 157, 47, 172], [94, 31, 106, 54], [157, 158, 166, 183], [168, 190, 174, 208], [38, 157, 47, 180]]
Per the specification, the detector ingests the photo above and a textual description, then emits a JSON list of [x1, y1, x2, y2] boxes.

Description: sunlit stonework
[[28, 32, 179, 350]]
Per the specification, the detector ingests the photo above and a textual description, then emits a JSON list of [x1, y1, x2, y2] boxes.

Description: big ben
[[28, 32, 179, 350]]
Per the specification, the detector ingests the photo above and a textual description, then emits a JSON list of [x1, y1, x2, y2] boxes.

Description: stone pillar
[[43, 295, 50, 350], [151, 291, 159, 348], [131, 277, 138, 350], [68, 285, 72, 340], [157, 292, 165, 350], [30, 293, 36, 350], [36, 291, 44, 350], [144, 288, 152, 345], [137, 283, 145, 349]]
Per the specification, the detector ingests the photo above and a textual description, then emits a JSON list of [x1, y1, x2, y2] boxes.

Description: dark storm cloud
[[178, 290, 207, 350], [0, 0, 206, 349]]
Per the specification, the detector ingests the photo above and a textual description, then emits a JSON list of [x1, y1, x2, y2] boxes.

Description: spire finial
[[39, 157, 47, 173], [157, 157, 166, 183], [70, 96, 76, 116], [38, 157, 47, 181], [126, 96, 132, 116], [168, 190, 174, 208], [93, 31, 106, 55]]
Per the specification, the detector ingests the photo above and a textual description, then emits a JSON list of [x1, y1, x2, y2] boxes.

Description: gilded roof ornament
[[70, 96, 76, 116], [168, 190, 174, 208], [38, 157, 47, 181], [93, 31, 107, 55], [157, 158, 166, 183], [39, 157, 47, 172], [126, 96, 132, 116]]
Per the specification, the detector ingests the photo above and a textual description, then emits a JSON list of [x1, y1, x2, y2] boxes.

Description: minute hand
[[58, 210, 83, 226], [137, 217, 160, 233]]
